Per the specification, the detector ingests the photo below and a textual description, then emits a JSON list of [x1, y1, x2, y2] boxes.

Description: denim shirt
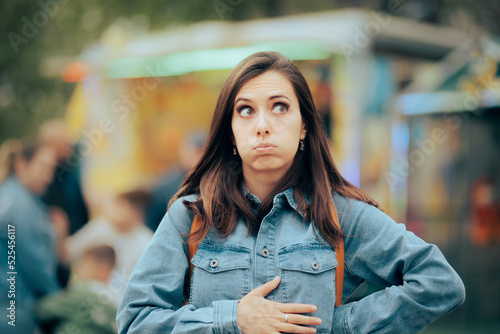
[[117, 188, 465, 333]]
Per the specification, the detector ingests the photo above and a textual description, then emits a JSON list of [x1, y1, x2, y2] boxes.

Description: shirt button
[[311, 261, 319, 270], [261, 248, 270, 258], [210, 259, 219, 268]]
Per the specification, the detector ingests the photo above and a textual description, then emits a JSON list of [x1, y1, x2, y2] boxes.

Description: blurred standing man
[[38, 119, 89, 236], [146, 130, 207, 232]]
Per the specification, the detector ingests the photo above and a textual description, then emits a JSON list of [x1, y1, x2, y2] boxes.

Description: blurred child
[[36, 245, 117, 334], [65, 189, 153, 304]]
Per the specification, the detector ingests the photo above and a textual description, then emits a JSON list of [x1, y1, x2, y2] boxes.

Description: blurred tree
[[1, 0, 68, 142], [1, 0, 499, 144]]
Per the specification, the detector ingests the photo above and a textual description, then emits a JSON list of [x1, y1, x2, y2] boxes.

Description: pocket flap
[[278, 243, 338, 274], [192, 242, 251, 273]]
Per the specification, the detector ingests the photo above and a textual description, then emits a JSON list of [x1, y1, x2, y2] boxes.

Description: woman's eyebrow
[[235, 97, 252, 104], [269, 95, 290, 102], [235, 94, 290, 104]]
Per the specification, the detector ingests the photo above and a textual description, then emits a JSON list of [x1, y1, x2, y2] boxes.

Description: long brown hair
[[171, 51, 379, 247]]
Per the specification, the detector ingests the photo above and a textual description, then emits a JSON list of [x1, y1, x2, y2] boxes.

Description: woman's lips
[[254, 144, 276, 153]]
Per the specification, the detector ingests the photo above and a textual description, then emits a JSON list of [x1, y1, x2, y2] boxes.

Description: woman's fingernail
[[273, 276, 280, 281]]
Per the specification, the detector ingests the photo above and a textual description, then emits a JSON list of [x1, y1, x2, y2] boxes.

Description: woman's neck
[[242, 167, 286, 202], [15, 173, 37, 195]]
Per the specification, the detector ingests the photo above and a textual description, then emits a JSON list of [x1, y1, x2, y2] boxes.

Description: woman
[[0, 139, 60, 334], [117, 52, 465, 333]]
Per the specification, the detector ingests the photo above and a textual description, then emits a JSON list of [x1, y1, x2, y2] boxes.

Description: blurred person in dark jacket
[[39, 118, 89, 236], [0, 139, 60, 334], [146, 130, 207, 231]]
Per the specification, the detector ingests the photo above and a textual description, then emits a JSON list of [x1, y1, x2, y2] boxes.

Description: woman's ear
[[300, 122, 307, 140]]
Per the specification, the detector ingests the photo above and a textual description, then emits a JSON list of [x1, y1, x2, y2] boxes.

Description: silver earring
[[233, 146, 237, 155], [299, 140, 304, 151]]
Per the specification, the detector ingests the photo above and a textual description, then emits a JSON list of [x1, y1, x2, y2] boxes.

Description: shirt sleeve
[[116, 197, 241, 334], [332, 199, 466, 334]]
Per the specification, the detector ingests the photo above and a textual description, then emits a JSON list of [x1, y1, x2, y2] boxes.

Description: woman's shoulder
[[0, 177, 26, 198], [331, 190, 375, 215], [159, 193, 200, 235], [169, 193, 199, 213], [331, 190, 389, 229], [0, 177, 35, 217]]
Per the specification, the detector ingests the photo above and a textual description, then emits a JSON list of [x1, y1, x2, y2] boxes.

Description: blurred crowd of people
[[0, 118, 206, 333]]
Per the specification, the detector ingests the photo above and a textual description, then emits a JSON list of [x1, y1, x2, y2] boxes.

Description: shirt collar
[[242, 184, 261, 210], [242, 186, 305, 217]]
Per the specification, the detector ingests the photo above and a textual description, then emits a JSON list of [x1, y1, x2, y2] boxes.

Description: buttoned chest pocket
[[278, 243, 337, 333], [190, 242, 251, 308]]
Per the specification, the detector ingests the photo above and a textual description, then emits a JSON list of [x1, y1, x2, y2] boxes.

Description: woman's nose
[[256, 111, 271, 136]]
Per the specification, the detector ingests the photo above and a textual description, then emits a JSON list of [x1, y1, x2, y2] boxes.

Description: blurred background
[[1, 0, 499, 333]]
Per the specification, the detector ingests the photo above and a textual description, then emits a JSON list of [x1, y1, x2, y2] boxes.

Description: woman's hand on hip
[[237, 276, 321, 334]]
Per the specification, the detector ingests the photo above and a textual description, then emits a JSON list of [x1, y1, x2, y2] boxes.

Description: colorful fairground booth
[[63, 8, 500, 328], [63, 9, 468, 214]]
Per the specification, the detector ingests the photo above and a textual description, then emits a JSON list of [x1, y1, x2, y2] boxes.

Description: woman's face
[[231, 70, 306, 179], [16, 146, 56, 195]]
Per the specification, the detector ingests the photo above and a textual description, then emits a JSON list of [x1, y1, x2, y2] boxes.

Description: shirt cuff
[[332, 303, 354, 334], [213, 300, 241, 334]]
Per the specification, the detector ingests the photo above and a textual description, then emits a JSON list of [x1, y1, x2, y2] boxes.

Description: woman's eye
[[239, 107, 254, 117], [273, 103, 288, 113]]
